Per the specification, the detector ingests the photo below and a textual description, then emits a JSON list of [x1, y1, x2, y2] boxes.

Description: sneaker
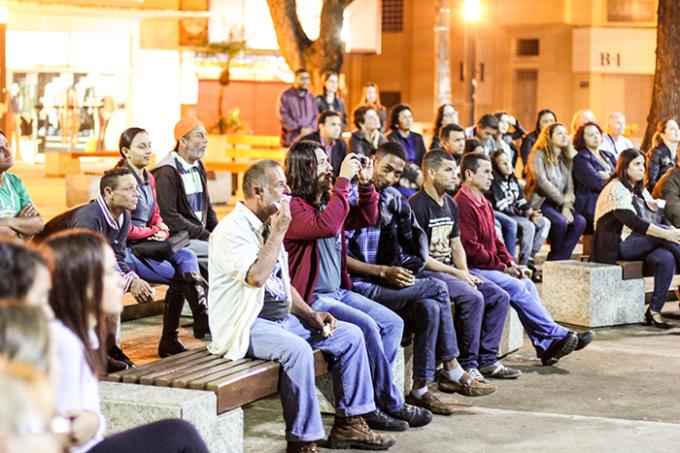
[[571, 330, 596, 351], [438, 371, 497, 396], [326, 416, 396, 450], [287, 441, 319, 453], [363, 409, 409, 432], [478, 362, 522, 379], [466, 368, 491, 384], [388, 403, 432, 428], [539, 332, 578, 366], [405, 391, 461, 416]]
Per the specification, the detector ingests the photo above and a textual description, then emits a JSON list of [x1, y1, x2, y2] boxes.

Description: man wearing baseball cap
[[153, 116, 218, 273]]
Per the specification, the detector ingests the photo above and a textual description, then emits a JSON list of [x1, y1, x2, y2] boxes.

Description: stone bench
[[100, 381, 243, 453], [542, 260, 645, 327], [102, 346, 407, 453]]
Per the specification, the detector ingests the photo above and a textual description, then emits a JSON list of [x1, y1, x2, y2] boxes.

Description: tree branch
[[267, 0, 312, 71]]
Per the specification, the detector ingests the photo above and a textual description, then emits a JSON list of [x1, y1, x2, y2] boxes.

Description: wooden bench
[[45, 150, 122, 177], [205, 134, 286, 201], [106, 346, 330, 414]]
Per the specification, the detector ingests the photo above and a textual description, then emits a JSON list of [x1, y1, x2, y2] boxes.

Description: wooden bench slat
[[618, 260, 644, 280], [211, 364, 282, 413], [158, 357, 235, 387], [188, 359, 269, 389], [172, 357, 238, 388], [139, 353, 231, 386], [116, 348, 209, 383]]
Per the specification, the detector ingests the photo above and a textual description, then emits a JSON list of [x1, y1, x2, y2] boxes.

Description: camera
[[352, 154, 369, 166]]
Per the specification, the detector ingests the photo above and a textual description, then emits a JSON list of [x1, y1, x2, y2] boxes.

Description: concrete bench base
[[100, 382, 243, 453], [542, 260, 644, 328], [499, 308, 524, 358]]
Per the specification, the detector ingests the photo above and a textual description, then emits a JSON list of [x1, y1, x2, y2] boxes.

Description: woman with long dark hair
[[525, 123, 586, 260], [42, 229, 210, 453], [645, 118, 680, 192], [117, 127, 209, 357], [593, 149, 680, 328], [429, 103, 459, 150], [316, 71, 347, 130], [572, 121, 617, 232], [520, 109, 556, 169]]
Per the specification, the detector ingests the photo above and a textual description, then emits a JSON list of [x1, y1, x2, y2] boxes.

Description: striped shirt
[[173, 152, 204, 220]]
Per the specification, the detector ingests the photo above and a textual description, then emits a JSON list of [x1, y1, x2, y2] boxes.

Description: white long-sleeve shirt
[[52, 320, 106, 453]]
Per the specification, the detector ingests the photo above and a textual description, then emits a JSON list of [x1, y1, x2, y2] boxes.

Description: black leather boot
[[157, 284, 188, 358], [178, 272, 211, 339]]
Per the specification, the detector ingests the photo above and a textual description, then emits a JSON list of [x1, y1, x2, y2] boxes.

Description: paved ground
[[242, 318, 680, 453], [16, 161, 680, 452]]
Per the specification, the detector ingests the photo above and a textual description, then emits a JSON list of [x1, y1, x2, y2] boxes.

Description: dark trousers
[[619, 232, 680, 311], [420, 270, 510, 369], [354, 277, 459, 382], [541, 202, 586, 260], [88, 419, 209, 453]]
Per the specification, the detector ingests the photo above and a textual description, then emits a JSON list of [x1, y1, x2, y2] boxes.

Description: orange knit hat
[[173, 115, 204, 141]]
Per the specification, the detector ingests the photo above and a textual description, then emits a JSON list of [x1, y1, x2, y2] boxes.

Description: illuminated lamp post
[[463, 0, 481, 126]]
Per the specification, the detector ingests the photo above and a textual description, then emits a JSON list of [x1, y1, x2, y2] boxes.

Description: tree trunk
[[267, 0, 352, 92], [642, 0, 680, 151]]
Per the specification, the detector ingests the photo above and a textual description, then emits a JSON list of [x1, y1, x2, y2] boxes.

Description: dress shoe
[[645, 309, 672, 329], [108, 345, 135, 367], [539, 332, 578, 366], [388, 403, 432, 427], [363, 409, 408, 432], [405, 391, 461, 416], [438, 371, 496, 396], [158, 337, 188, 358], [571, 330, 596, 351]]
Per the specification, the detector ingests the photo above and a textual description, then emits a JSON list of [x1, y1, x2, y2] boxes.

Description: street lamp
[[463, 0, 481, 126]]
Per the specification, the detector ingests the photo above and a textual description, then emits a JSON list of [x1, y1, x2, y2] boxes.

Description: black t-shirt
[[409, 190, 460, 265]]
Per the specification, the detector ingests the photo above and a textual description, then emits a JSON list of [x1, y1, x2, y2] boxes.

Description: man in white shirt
[[207, 160, 396, 453], [602, 112, 634, 158]]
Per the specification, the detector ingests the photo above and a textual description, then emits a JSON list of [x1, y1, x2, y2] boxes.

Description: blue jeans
[[124, 247, 200, 284], [473, 269, 570, 356], [353, 278, 458, 382], [619, 232, 680, 311], [248, 315, 375, 442], [512, 215, 551, 265], [494, 211, 518, 258], [541, 202, 586, 261], [419, 270, 510, 369], [312, 289, 404, 413]]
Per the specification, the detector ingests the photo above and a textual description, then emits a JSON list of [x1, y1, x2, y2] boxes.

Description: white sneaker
[[466, 368, 491, 384]]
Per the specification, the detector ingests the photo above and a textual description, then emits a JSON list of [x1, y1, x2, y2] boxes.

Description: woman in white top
[[42, 229, 209, 453]]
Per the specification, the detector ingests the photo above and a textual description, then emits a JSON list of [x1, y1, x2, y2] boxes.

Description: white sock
[[443, 365, 465, 383], [411, 385, 428, 399]]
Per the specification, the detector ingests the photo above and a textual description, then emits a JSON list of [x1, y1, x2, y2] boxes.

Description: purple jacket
[[278, 87, 318, 146]]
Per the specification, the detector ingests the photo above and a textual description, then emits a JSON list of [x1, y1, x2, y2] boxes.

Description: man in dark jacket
[[302, 110, 347, 178], [652, 159, 680, 227], [278, 68, 318, 146], [153, 116, 218, 273]]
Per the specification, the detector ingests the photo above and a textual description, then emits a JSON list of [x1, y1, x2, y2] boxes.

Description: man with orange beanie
[[153, 116, 218, 274]]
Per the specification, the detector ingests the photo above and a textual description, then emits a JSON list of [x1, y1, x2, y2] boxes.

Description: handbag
[[129, 230, 190, 262]]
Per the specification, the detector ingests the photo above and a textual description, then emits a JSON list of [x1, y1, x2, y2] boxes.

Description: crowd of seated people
[[4, 73, 680, 453]]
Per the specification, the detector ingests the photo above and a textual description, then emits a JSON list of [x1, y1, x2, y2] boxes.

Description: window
[[382, 0, 404, 33], [516, 39, 539, 56], [608, 0, 656, 22]]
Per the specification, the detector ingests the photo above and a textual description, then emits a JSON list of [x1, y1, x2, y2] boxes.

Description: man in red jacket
[[454, 153, 594, 366], [284, 140, 432, 431]]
